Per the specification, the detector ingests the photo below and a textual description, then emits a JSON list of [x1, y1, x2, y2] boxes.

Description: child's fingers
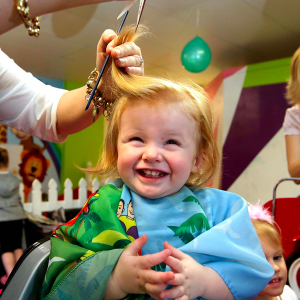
[[160, 285, 185, 300], [144, 282, 169, 294], [147, 292, 164, 300], [164, 255, 183, 273], [164, 241, 186, 260], [166, 274, 185, 287], [142, 269, 174, 284], [125, 234, 147, 256], [174, 295, 189, 300], [141, 249, 171, 269]]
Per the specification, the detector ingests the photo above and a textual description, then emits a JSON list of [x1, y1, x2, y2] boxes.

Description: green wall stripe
[[59, 80, 105, 194], [243, 57, 291, 88]]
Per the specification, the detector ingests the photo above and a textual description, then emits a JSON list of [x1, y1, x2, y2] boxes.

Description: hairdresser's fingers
[[111, 42, 141, 58], [123, 66, 144, 76], [115, 55, 144, 75], [110, 41, 144, 75], [97, 29, 117, 60], [96, 30, 116, 76], [114, 54, 142, 67]]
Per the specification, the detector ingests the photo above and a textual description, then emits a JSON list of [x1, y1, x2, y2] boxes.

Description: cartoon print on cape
[[118, 199, 138, 241], [168, 195, 210, 244]]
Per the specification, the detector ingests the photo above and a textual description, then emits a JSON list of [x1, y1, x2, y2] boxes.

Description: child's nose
[[272, 262, 280, 273], [142, 145, 162, 162]]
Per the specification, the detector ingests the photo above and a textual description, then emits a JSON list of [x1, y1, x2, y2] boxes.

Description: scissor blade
[[136, 0, 146, 31], [117, 0, 137, 19]]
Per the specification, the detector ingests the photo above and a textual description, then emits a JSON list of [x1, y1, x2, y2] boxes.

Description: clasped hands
[[105, 234, 204, 300]]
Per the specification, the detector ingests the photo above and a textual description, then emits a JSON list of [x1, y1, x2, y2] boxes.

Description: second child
[[249, 204, 298, 300], [0, 147, 26, 283]]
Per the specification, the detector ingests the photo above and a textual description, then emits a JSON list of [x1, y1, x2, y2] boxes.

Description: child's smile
[[267, 276, 283, 288], [137, 169, 168, 179], [117, 101, 202, 199], [138, 170, 166, 178]]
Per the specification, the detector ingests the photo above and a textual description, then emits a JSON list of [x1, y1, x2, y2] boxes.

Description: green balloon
[[181, 36, 212, 73]]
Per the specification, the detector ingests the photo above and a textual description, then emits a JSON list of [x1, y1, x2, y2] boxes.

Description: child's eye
[[166, 139, 180, 146], [274, 255, 282, 261], [130, 137, 143, 142]]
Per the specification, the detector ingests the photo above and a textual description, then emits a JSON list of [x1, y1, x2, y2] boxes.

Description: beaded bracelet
[[86, 68, 114, 122], [16, 0, 40, 37]]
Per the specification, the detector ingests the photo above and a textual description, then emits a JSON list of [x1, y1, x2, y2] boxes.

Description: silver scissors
[[86, 0, 147, 112], [118, 0, 147, 31]]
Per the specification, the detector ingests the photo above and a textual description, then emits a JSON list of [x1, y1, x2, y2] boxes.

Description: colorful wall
[[2, 76, 105, 200], [208, 57, 299, 204], [3, 58, 298, 203], [59, 80, 105, 195]]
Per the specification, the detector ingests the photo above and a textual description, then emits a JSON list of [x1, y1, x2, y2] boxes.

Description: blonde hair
[[286, 47, 300, 105], [88, 26, 219, 189], [252, 219, 283, 253]]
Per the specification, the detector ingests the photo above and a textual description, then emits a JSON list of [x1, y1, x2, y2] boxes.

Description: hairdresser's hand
[[0, 0, 132, 35], [96, 29, 143, 100], [96, 29, 143, 99], [104, 235, 174, 300], [105, 29, 144, 76]]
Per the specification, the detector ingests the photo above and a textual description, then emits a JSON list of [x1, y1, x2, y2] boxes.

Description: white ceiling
[[1, 0, 300, 86]]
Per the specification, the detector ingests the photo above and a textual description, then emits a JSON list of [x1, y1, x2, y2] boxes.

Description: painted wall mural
[[0, 76, 64, 202], [6, 128, 61, 203], [207, 57, 300, 204]]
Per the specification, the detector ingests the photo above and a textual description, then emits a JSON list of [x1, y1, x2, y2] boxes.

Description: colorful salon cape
[[41, 178, 274, 300]]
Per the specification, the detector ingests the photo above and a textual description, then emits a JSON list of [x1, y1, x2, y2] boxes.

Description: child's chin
[[261, 286, 284, 298]]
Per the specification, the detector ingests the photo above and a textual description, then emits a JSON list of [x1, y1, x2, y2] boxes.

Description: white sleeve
[[0, 49, 68, 143], [283, 105, 300, 136]]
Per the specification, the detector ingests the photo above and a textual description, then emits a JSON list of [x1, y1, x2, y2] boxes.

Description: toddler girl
[[41, 26, 274, 300]]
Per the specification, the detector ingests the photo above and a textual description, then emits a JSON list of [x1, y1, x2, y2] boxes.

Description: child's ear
[[191, 154, 202, 173]]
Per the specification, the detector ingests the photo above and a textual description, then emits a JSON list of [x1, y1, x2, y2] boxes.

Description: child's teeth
[[144, 170, 161, 176]]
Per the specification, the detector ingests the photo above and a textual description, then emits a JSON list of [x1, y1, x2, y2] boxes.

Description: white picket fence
[[20, 177, 100, 216]]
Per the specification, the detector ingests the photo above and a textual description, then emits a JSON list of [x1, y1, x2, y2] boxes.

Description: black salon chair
[[0, 237, 50, 300]]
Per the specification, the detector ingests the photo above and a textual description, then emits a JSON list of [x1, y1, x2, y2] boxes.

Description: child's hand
[[104, 235, 175, 299], [160, 241, 204, 300], [161, 242, 234, 300]]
